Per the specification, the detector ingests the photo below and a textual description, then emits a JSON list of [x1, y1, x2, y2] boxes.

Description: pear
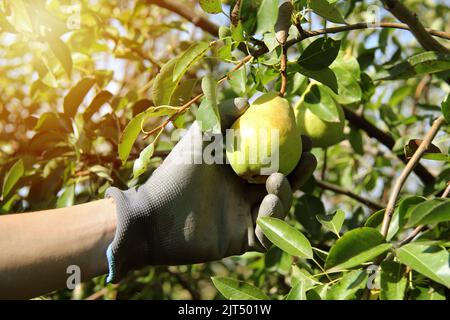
[[295, 87, 345, 148], [226, 93, 302, 184]]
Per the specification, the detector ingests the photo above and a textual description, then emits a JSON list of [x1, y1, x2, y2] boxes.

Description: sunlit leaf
[[118, 106, 177, 163], [173, 42, 210, 81], [1, 159, 24, 200], [378, 51, 450, 80], [396, 242, 450, 289], [133, 143, 155, 179], [441, 94, 450, 124], [380, 261, 407, 300], [325, 227, 392, 272], [199, 0, 222, 14], [257, 217, 313, 259], [405, 198, 446, 227], [302, 84, 339, 122], [211, 277, 269, 300], [45, 35, 72, 77], [57, 184, 75, 208], [317, 209, 345, 237], [309, 0, 345, 24], [256, 0, 278, 34], [326, 270, 367, 300], [286, 281, 307, 300]]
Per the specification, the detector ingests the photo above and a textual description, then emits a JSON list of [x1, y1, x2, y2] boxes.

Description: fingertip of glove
[[258, 193, 285, 219], [266, 173, 292, 211]]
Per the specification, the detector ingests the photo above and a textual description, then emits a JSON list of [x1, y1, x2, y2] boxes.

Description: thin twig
[[296, 22, 450, 41], [343, 106, 435, 186], [397, 225, 428, 247], [397, 181, 450, 247], [442, 182, 450, 198], [146, 0, 219, 36], [316, 179, 384, 211], [381, 0, 449, 53], [380, 116, 446, 237], [142, 55, 253, 139], [412, 76, 430, 116]]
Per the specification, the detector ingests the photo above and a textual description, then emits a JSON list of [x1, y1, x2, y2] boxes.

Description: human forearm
[[0, 198, 116, 299]]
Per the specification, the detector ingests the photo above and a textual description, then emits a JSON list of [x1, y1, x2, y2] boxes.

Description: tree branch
[[146, 0, 219, 37], [298, 22, 450, 41], [316, 179, 384, 211], [342, 106, 435, 186], [381, 0, 450, 53], [380, 116, 446, 237]]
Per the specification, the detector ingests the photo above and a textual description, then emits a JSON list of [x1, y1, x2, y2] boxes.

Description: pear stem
[[279, 46, 288, 97]]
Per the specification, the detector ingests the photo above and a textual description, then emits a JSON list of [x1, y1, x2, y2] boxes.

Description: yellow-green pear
[[226, 92, 302, 184], [295, 87, 345, 148]]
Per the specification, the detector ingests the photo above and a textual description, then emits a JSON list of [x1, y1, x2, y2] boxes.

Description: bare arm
[[0, 198, 117, 299]]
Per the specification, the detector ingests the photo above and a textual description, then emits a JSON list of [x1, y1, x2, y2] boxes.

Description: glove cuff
[[105, 186, 155, 283]]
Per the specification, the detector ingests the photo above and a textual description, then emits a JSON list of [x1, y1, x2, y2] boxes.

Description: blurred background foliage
[[0, 0, 449, 300]]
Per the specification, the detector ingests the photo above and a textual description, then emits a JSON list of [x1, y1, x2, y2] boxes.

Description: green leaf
[[152, 58, 179, 106], [286, 281, 307, 300], [441, 94, 450, 124], [57, 184, 75, 208], [84, 90, 113, 121], [170, 79, 198, 106], [231, 21, 245, 42], [9, 0, 33, 33], [348, 125, 364, 155], [380, 261, 407, 300], [256, 0, 279, 34], [378, 51, 450, 80], [2, 159, 24, 200], [317, 209, 345, 237], [327, 53, 362, 105], [196, 76, 220, 133], [326, 270, 367, 300], [388, 196, 426, 240], [309, 0, 345, 24], [365, 196, 426, 241], [303, 84, 339, 122], [396, 242, 450, 289], [118, 106, 177, 163], [88, 165, 113, 182], [199, 0, 222, 14], [298, 37, 341, 70], [45, 35, 72, 77], [228, 67, 247, 96], [256, 217, 313, 259], [64, 77, 96, 118], [173, 42, 210, 81], [412, 199, 450, 226], [291, 265, 321, 289], [297, 66, 338, 94], [211, 277, 269, 300], [405, 198, 446, 228], [133, 143, 155, 179], [263, 32, 279, 52], [325, 227, 392, 272]]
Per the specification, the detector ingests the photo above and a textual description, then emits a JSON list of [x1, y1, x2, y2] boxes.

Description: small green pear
[[295, 87, 345, 148], [226, 93, 302, 184]]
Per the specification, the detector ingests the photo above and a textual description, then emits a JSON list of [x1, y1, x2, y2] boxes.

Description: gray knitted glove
[[105, 99, 317, 283]]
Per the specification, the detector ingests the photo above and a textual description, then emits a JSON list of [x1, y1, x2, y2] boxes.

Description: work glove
[[105, 98, 317, 283]]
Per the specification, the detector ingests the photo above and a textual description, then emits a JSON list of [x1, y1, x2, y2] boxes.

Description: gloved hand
[[105, 98, 317, 283]]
